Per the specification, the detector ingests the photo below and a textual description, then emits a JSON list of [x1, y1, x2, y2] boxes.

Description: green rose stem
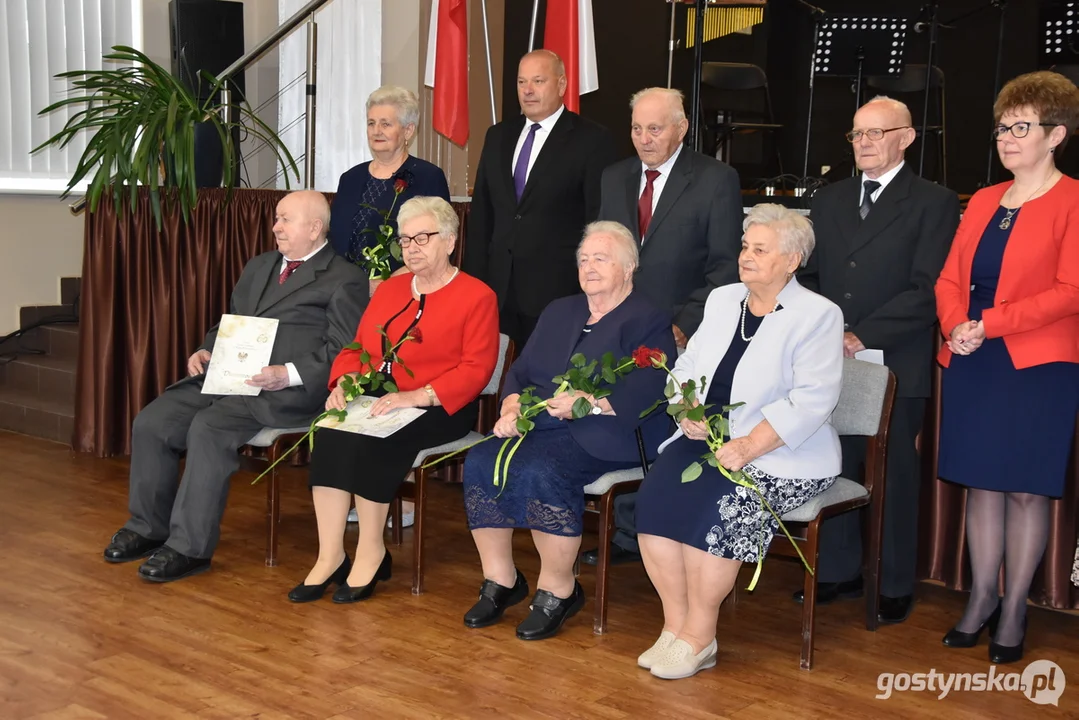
[[645, 358, 813, 591]]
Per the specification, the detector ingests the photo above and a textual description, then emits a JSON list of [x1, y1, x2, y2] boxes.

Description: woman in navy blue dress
[[329, 86, 450, 294], [635, 205, 844, 680], [461, 221, 677, 642], [936, 71, 1079, 665]]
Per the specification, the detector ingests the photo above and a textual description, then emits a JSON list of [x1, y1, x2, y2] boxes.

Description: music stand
[[804, 15, 909, 179]]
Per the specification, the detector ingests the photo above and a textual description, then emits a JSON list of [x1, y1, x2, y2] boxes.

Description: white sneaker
[[637, 630, 677, 669], [649, 638, 718, 680]]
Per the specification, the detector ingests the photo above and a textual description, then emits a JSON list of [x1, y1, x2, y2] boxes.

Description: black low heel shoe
[[464, 571, 530, 628], [989, 618, 1026, 665], [332, 551, 392, 604], [942, 604, 1001, 648], [288, 555, 352, 603]]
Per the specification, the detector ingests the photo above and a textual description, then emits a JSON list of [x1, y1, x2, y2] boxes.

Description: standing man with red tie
[[581, 87, 743, 567], [464, 49, 617, 349]]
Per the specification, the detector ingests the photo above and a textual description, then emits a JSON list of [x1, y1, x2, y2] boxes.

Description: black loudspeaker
[[169, 0, 245, 187], [169, 0, 246, 102]]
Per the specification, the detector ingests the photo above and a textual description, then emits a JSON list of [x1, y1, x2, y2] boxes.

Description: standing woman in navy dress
[[936, 71, 1079, 665], [329, 86, 451, 296]]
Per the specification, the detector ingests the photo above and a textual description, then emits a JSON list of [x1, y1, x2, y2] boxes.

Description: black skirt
[[308, 400, 479, 503]]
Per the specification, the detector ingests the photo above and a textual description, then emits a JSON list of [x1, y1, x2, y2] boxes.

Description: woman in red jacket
[[935, 71, 1079, 664], [288, 196, 499, 604]]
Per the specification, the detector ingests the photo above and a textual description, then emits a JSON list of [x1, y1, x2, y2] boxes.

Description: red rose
[[408, 327, 423, 344], [632, 345, 666, 369], [394, 177, 408, 194]]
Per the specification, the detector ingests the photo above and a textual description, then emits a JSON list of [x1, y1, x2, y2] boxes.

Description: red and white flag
[[543, 0, 599, 113], [424, 0, 469, 146]]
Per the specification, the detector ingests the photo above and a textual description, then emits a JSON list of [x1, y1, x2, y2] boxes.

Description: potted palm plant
[[32, 45, 299, 228]]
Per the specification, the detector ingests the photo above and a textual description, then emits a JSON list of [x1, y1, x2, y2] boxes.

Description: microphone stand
[[796, 0, 827, 183], [918, 1, 939, 178], [985, 1, 1008, 186]]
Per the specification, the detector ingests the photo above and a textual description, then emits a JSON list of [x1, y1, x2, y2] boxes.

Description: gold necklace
[[1000, 171, 1057, 230]]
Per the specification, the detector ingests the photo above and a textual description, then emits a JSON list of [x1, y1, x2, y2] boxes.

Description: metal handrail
[[219, 0, 332, 82]]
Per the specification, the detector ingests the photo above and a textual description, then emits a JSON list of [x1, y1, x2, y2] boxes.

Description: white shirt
[[638, 144, 684, 215], [276, 241, 328, 387], [511, 105, 565, 183], [859, 161, 905, 207]]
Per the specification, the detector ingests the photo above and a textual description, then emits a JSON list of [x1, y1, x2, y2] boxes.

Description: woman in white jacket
[[635, 204, 844, 680]]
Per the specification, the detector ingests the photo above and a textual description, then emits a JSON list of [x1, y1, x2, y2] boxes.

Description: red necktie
[[638, 169, 661, 239], [279, 259, 304, 284]]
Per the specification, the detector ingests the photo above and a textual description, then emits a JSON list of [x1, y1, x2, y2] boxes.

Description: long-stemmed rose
[[638, 348, 812, 590], [358, 176, 408, 280], [250, 326, 419, 484]]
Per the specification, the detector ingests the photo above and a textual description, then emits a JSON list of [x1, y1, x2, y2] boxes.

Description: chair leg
[[864, 504, 883, 632], [265, 442, 282, 568], [799, 523, 822, 670], [593, 491, 617, 635], [412, 467, 428, 595], [390, 495, 403, 547]]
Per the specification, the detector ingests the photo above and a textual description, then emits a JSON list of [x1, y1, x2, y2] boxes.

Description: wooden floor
[[2, 432, 1078, 719]]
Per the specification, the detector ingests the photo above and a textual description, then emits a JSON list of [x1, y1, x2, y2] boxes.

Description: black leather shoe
[[332, 551, 392, 604], [580, 544, 641, 567], [792, 576, 864, 604], [137, 546, 211, 583], [104, 528, 164, 563], [464, 571, 530, 628], [989, 618, 1026, 664], [516, 581, 585, 641], [878, 594, 915, 624], [288, 555, 352, 603], [943, 604, 1001, 648]]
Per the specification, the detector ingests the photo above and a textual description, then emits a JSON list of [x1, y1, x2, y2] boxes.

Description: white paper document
[[855, 348, 885, 365], [201, 314, 280, 396], [316, 396, 425, 438]]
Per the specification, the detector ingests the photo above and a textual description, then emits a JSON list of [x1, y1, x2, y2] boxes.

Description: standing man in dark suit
[[103, 190, 367, 582], [799, 97, 960, 623], [581, 87, 744, 567], [464, 49, 617, 348], [598, 87, 743, 346]]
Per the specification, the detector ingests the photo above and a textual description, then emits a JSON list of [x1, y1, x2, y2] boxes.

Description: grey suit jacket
[[658, 279, 844, 480], [598, 148, 743, 335], [180, 243, 367, 428]]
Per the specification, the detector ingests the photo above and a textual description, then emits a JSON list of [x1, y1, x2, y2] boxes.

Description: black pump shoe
[[464, 571, 530, 628], [989, 618, 1027, 664], [332, 551, 392, 604], [943, 603, 1001, 648], [288, 555, 352, 603]]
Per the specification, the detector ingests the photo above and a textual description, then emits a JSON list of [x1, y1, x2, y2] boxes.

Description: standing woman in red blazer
[[935, 71, 1079, 664]]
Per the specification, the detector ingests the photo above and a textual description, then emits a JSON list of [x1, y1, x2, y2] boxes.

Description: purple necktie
[[513, 123, 542, 202]]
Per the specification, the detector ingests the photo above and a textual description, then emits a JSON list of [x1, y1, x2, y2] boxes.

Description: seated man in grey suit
[[584, 87, 743, 566], [103, 190, 367, 583]]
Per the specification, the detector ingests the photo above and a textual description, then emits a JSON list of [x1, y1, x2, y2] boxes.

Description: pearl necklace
[[740, 292, 779, 342], [413, 266, 459, 296]]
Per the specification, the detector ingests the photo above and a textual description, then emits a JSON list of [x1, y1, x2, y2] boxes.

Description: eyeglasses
[[992, 121, 1059, 140], [845, 126, 911, 143], [395, 231, 440, 248]]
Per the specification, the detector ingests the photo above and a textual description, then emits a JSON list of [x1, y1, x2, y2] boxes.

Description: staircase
[[0, 277, 80, 445]]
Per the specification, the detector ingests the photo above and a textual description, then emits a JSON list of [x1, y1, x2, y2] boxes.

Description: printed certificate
[[315, 396, 425, 438], [201, 314, 280, 396]]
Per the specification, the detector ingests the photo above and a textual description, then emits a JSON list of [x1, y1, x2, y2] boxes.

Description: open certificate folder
[[201, 314, 280, 396], [315, 396, 425, 438]]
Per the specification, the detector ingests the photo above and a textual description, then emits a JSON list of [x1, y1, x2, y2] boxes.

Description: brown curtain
[[75, 187, 472, 458], [918, 363, 1079, 610]]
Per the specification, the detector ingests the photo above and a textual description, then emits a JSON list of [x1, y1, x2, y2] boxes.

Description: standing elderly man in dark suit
[[799, 96, 960, 623], [103, 190, 367, 583], [464, 49, 617, 348], [581, 86, 743, 567], [598, 86, 743, 347]]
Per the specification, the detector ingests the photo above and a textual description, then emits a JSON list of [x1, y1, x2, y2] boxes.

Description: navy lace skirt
[[463, 414, 637, 536]]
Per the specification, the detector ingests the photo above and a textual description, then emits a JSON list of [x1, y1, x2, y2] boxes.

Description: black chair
[[700, 62, 784, 177], [866, 64, 947, 185]]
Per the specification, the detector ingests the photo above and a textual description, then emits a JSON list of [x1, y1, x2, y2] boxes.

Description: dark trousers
[[816, 396, 926, 598], [124, 380, 264, 559], [499, 289, 540, 352]]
